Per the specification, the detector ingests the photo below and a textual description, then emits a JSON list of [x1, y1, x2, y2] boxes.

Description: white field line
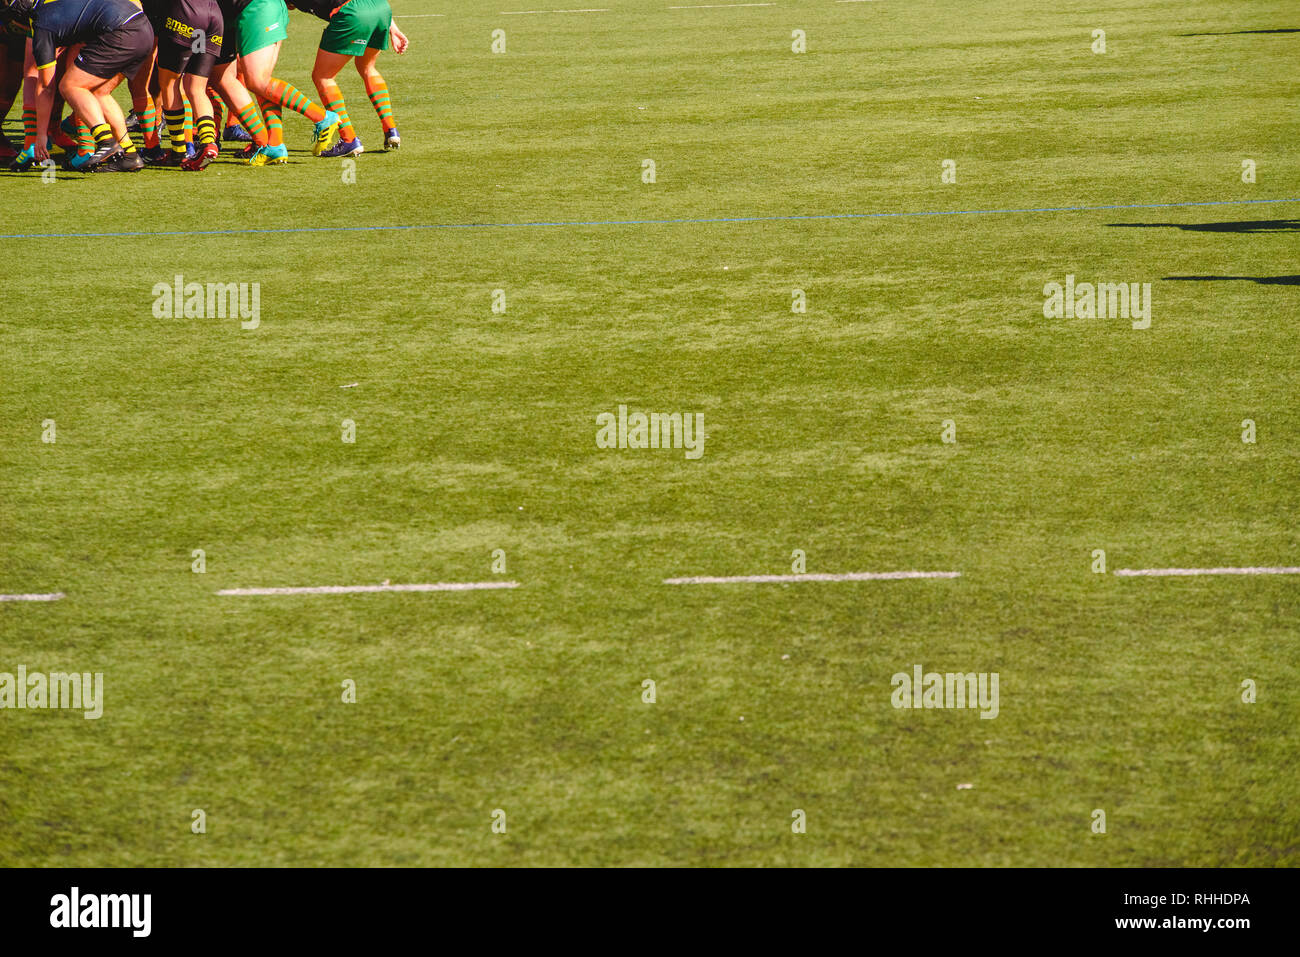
[[0, 592, 66, 602], [664, 571, 960, 585], [217, 582, 519, 596], [501, 8, 608, 13], [668, 3, 775, 8], [1114, 567, 1300, 578]]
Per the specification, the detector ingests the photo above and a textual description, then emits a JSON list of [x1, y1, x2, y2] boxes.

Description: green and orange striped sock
[[22, 107, 36, 148], [207, 88, 223, 134], [76, 119, 92, 157], [140, 96, 161, 148], [257, 96, 283, 147], [363, 76, 395, 131], [263, 78, 325, 123], [216, 90, 241, 132], [318, 79, 354, 141], [234, 100, 269, 147], [183, 97, 193, 144]]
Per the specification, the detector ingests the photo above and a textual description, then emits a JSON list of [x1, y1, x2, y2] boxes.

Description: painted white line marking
[[664, 571, 960, 584], [0, 592, 66, 602], [217, 582, 520, 596], [500, 8, 608, 13], [668, 3, 775, 8], [1114, 567, 1300, 577]]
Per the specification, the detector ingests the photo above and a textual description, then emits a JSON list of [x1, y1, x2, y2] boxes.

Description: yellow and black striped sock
[[163, 108, 187, 153], [91, 123, 115, 147], [195, 115, 216, 147], [119, 132, 136, 154]]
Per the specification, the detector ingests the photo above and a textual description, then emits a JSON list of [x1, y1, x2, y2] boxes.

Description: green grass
[[1, 0, 1297, 866]]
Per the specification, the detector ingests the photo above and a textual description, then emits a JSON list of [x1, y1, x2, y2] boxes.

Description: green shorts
[[238, 0, 290, 56], [320, 0, 391, 56]]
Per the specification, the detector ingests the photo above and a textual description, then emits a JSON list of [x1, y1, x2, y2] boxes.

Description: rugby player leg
[[13, 36, 37, 166], [310, 47, 358, 156], [58, 64, 126, 168], [180, 68, 218, 169], [240, 24, 338, 156], [156, 64, 187, 161], [354, 42, 397, 149], [46, 46, 77, 153], [0, 34, 24, 157], [127, 47, 162, 153], [68, 67, 119, 152], [210, 57, 269, 156]]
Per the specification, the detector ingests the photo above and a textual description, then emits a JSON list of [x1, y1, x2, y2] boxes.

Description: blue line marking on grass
[[3, 196, 1297, 240]]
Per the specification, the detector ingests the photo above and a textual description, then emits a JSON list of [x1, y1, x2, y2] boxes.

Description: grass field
[[1, 0, 1297, 866]]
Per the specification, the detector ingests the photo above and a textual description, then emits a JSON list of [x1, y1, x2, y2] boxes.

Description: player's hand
[[390, 23, 409, 54], [31, 143, 48, 164]]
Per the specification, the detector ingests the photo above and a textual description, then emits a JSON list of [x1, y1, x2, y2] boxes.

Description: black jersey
[[291, 0, 344, 23], [31, 0, 142, 68], [0, 5, 34, 39], [218, 0, 254, 19]]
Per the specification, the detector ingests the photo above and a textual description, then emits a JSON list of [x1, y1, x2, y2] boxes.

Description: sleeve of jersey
[[32, 26, 56, 71]]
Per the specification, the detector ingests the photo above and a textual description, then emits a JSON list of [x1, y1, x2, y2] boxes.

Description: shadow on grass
[[1163, 275, 1300, 286], [1178, 27, 1300, 36], [0, 170, 92, 180], [1108, 220, 1300, 234]]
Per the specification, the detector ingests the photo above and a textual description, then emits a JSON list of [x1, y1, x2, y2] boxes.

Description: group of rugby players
[[0, 0, 406, 171]]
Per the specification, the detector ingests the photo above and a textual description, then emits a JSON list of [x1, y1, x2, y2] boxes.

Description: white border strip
[[0, 592, 66, 602], [218, 582, 520, 596], [1114, 567, 1300, 577], [664, 571, 960, 584]]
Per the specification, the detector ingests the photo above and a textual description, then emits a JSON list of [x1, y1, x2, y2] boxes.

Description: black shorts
[[75, 13, 155, 80], [155, 0, 224, 76], [214, 18, 237, 64], [2, 23, 25, 59], [142, 0, 169, 30], [214, 37, 237, 66]]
